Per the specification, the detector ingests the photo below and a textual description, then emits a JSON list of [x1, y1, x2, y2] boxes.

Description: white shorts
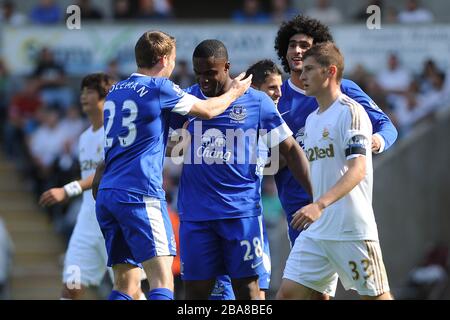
[[283, 234, 390, 297], [62, 208, 112, 287]]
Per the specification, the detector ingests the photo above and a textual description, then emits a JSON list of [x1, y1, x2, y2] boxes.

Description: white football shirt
[[302, 94, 379, 241], [77, 125, 104, 235]]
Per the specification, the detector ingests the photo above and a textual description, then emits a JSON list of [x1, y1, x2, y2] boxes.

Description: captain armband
[[63, 181, 83, 198], [345, 134, 368, 157]]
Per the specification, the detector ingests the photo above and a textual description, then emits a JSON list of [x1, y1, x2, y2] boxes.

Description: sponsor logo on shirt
[[196, 128, 232, 163], [306, 144, 335, 162]]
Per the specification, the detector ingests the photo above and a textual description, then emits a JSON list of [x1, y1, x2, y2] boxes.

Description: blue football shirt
[[99, 73, 199, 199], [176, 85, 292, 221]]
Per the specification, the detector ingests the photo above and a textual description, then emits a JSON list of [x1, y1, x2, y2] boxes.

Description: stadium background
[[0, 0, 449, 300]]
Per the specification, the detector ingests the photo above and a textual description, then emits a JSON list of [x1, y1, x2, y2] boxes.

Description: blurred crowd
[[0, 0, 443, 26], [349, 54, 450, 138]]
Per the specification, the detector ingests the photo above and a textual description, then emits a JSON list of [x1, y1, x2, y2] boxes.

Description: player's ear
[[224, 61, 230, 72], [328, 65, 337, 78], [160, 55, 168, 67]]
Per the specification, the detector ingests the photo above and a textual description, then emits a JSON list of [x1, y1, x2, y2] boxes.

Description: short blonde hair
[[134, 30, 176, 69]]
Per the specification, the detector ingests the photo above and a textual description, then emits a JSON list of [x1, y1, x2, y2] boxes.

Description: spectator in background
[[232, 0, 270, 23], [33, 47, 73, 111], [0, 218, 13, 300], [77, 0, 104, 21], [0, 0, 27, 26], [113, 0, 135, 20], [421, 71, 447, 113], [26, 106, 82, 196], [392, 71, 447, 137], [419, 59, 443, 94], [398, 0, 434, 24], [137, 0, 172, 20], [305, 0, 343, 25], [29, 0, 61, 25], [171, 60, 195, 89], [376, 53, 412, 99], [270, 0, 298, 24], [3, 77, 43, 162], [391, 79, 424, 136]]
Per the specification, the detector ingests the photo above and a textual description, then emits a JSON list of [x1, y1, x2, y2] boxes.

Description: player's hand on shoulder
[[38, 188, 68, 207], [291, 202, 323, 230], [229, 72, 252, 98]]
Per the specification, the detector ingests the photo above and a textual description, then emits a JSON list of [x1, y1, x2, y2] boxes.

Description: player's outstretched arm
[[278, 136, 312, 196], [291, 156, 366, 231], [188, 73, 252, 119], [38, 174, 95, 207], [92, 160, 105, 200]]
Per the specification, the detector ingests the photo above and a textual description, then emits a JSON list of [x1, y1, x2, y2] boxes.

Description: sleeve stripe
[[259, 122, 293, 149], [171, 94, 201, 116], [340, 95, 361, 130]]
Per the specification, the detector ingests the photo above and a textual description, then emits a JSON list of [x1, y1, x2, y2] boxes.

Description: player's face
[[193, 57, 229, 97], [286, 34, 314, 73], [80, 87, 101, 113], [300, 56, 327, 97], [257, 74, 282, 106]]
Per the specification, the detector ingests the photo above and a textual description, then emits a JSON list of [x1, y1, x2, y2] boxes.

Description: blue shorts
[[209, 225, 271, 300], [96, 189, 176, 267], [180, 216, 270, 282]]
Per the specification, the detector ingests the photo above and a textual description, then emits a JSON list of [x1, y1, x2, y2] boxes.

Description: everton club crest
[[229, 105, 247, 123]]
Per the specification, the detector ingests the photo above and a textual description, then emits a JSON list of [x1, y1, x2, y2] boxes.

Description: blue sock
[[108, 290, 133, 300], [147, 288, 174, 300]]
